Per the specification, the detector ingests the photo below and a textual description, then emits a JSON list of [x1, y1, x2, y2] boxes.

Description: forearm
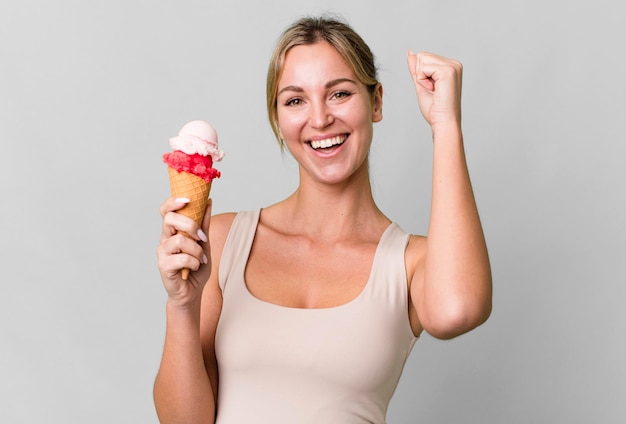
[[422, 125, 492, 337], [154, 300, 215, 424]]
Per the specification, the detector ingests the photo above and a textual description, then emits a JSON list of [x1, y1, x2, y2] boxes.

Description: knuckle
[[159, 198, 174, 218], [191, 258, 201, 271], [163, 210, 176, 225], [171, 233, 186, 250], [157, 254, 170, 272]]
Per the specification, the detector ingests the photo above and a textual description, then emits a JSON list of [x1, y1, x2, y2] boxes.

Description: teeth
[[310, 135, 345, 150]]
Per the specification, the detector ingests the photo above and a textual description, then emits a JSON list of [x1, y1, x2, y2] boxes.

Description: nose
[[309, 101, 334, 129]]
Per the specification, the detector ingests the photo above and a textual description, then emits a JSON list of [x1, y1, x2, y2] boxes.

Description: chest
[[244, 234, 378, 309]]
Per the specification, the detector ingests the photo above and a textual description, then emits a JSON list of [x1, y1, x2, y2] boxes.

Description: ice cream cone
[[168, 166, 211, 279]]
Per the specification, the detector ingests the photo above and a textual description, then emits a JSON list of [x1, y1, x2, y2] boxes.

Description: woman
[[154, 15, 491, 423]]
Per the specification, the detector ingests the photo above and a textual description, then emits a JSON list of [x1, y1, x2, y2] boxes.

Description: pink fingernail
[[175, 197, 190, 204], [197, 229, 208, 242]]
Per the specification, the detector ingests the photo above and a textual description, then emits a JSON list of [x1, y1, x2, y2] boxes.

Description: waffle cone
[[168, 167, 212, 279], [168, 167, 212, 225]]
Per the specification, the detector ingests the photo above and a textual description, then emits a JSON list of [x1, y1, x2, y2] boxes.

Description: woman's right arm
[[153, 197, 233, 424]]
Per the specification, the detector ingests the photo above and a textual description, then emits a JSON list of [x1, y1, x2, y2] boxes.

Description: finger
[[157, 233, 206, 272], [161, 232, 205, 257], [162, 210, 205, 242], [414, 53, 436, 92], [159, 196, 191, 218], [158, 248, 203, 278], [408, 50, 435, 96], [407, 49, 417, 79], [171, 233, 208, 272], [416, 51, 455, 66], [416, 52, 463, 82]]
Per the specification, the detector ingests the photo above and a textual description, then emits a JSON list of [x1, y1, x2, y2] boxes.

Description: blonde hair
[[266, 15, 379, 147]]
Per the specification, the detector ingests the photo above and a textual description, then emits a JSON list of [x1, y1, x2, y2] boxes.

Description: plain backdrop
[[1, 1, 624, 423]]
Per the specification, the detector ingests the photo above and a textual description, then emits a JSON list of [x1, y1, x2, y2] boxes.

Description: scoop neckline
[[241, 210, 395, 311]]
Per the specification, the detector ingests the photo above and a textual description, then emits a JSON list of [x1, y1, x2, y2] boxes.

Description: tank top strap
[[363, 222, 411, 304], [218, 209, 260, 292]]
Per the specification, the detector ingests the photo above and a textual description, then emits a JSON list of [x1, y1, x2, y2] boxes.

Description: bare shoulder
[[209, 212, 237, 250]]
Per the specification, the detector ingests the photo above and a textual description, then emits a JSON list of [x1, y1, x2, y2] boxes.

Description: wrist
[[166, 296, 202, 318], [431, 121, 462, 143]]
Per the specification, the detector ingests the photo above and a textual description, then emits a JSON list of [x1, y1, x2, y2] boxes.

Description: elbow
[[422, 295, 492, 340]]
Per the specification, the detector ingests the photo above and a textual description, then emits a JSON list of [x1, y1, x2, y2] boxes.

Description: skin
[[154, 41, 492, 424]]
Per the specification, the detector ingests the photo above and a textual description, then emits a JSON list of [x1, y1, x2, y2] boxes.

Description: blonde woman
[[155, 15, 492, 423]]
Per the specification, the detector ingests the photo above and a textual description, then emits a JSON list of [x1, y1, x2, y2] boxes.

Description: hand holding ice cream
[[163, 120, 224, 280]]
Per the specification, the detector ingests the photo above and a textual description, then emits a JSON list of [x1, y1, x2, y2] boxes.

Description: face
[[276, 41, 382, 185]]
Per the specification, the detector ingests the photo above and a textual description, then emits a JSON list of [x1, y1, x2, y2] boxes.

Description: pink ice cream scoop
[[163, 120, 224, 182]]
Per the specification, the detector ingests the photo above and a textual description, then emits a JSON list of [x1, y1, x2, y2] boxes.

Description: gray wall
[[1, 1, 624, 422]]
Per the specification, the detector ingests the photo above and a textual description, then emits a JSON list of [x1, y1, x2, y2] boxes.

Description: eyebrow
[[277, 78, 357, 96]]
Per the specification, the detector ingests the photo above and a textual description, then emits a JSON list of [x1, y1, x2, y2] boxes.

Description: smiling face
[[276, 41, 382, 186]]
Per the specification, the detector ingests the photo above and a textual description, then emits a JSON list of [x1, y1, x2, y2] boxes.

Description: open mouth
[[309, 135, 347, 150]]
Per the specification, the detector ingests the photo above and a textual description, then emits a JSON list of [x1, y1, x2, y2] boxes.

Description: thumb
[[407, 49, 417, 81], [407, 50, 434, 94]]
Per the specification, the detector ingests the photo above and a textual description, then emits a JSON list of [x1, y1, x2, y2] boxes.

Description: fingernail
[[175, 197, 190, 204], [202, 254, 208, 264], [197, 229, 208, 242]]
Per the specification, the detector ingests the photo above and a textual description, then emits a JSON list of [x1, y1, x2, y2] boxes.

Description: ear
[[371, 83, 383, 122]]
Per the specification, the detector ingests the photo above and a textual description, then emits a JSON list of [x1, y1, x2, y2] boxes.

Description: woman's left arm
[[407, 51, 492, 339]]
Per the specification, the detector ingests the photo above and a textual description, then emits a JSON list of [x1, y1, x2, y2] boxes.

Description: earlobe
[[372, 83, 383, 122]]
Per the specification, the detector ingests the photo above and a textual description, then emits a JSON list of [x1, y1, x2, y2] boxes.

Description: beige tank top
[[215, 210, 417, 424]]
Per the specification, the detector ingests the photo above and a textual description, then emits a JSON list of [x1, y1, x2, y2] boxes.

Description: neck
[[278, 164, 389, 242]]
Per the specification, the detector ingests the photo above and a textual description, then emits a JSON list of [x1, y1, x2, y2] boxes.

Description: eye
[[285, 97, 303, 106], [331, 90, 352, 100]]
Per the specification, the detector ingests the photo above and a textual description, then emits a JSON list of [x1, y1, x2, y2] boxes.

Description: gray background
[[1, 0, 624, 423]]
